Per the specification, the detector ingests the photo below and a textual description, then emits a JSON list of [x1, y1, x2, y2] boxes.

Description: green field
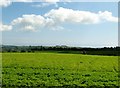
[[2, 53, 119, 87]]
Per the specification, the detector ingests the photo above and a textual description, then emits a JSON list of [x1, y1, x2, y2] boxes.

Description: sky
[[0, 1, 118, 47]]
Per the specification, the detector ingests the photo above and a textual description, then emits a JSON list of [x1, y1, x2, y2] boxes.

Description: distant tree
[[21, 50, 26, 52]]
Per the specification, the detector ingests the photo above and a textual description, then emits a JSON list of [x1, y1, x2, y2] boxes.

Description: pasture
[[2, 53, 119, 87]]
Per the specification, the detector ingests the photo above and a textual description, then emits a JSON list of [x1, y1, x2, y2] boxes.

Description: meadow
[[2, 53, 119, 87]]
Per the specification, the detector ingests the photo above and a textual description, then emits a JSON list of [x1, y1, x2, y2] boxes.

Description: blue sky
[[1, 2, 118, 47]]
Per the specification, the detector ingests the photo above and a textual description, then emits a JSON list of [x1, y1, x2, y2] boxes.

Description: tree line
[[1, 45, 120, 56]]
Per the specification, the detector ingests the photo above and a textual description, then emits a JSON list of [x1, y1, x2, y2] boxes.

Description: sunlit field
[[2, 53, 118, 87]]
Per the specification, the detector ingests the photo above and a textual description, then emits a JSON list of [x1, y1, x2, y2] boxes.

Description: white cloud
[[1, 7, 118, 32], [14, 0, 33, 2], [98, 11, 118, 22], [42, 0, 71, 3], [0, 0, 11, 7], [11, 14, 46, 31], [0, 0, 71, 7], [0, 0, 119, 7], [0, 22, 12, 31], [32, 0, 61, 8], [0, 0, 34, 7], [32, 2, 58, 8], [32, 0, 71, 8], [45, 7, 99, 24], [0, 0, 60, 7], [23, 25, 35, 31], [11, 14, 63, 31], [43, 0, 59, 3], [45, 7, 118, 24]]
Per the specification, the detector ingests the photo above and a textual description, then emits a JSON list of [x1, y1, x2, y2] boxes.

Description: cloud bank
[[1, 7, 118, 32], [45, 7, 118, 24]]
